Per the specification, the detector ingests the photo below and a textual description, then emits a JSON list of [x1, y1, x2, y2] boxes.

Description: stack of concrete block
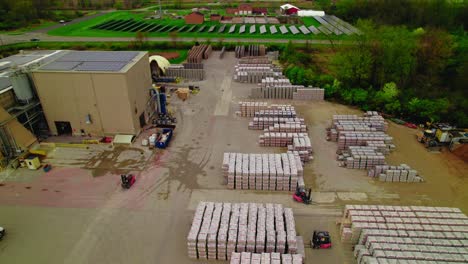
[[218, 203, 231, 260], [166, 64, 205, 81], [246, 204, 258, 252], [187, 202, 207, 259], [336, 132, 393, 151], [364, 111, 380, 117], [237, 203, 249, 253], [208, 203, 223, 259], [365, 140, 390, 155], [230, 253, 303, 264], [292, 88, 325, 100], [228, 204, 240, 258], [368, 164, 424, 183], [235, 45, 267, 58], [249, 117, 305, 130], [331, 115, 388, 132], [275, 204, 287, 253], [253, 82, 306, 99], [341, 146, 386, 169], [259, 133, 309, 147], [189, 202, 299, 260], [238, 101, 269, 117], [339, 204, 468, 264], [239, 56, 271, 64], [255, 108, 297, 118], [265, 123, 307, 133], [285, 208, 298, 253], [188, 44, 211, 63], [288, 136, 313, 162], [233, 63, 283, 83], [222, 153, 303, 191]]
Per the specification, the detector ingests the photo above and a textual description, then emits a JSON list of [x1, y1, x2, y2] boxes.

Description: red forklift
[[293, 187, 312, 204], [311, 230, 332, 249], [121, 174, 136, 189]]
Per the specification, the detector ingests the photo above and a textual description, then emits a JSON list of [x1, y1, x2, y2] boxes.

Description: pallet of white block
[[340, 146, 386, 169], [332, 115, 388, 131], [260, 77, 291, 88], [222, 152, 304, 191], [237, 102, 297, 118], [292, 88, 325, 100], [251, 85, 306, 100], [339, 204, 468, 264], [239, 57, 272, 64], [368, 164, 424, 183], [259, 132, 310, 148], [230, 252, 303, 264], [188, 202, 298, 261], [249, 117, 305, 130]]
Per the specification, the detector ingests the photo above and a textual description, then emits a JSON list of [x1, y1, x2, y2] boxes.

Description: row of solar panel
[[91, 19, 351, 36], [312, 15, 362, 36]]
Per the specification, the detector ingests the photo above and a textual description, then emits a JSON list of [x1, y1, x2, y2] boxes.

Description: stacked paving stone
[[166, 64, 205, 81], [237, 102, 297, 118], [259, 133, 309, 147], [230, 252, 303, 264], [238, 101, 269, 117], [265, 123, 307, 133], [223, 153, 303, 191], [336, 131, 393, 151], [235, 45, 267, 58], [340, 146, 386, 169], [233, 60, 283, 83], [249, 117, 305, 130], [188, 202, 299, 260], [368, 164, 424, 183], [292, 88, 325, 100], [339, 204, 468, 264], [188, 44, 212, 63]]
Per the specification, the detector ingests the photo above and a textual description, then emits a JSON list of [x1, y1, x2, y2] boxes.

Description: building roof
[[253, 7, 267, 13], [280, 4, 299, 10], [35, 51, 145, 73], [0, 50, 65, 92], [298, 10, 325, 17], [186, 11, 204, 17]]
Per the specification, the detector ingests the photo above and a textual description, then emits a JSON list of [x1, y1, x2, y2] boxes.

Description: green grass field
[[0, 20, 56, 35], [48, 11, 350, 41]]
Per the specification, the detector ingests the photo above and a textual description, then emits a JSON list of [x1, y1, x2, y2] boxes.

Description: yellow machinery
[[25, 155, 41, 170]]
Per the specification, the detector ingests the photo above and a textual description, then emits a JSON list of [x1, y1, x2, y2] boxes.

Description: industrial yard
[[0, 51, 466, 264]]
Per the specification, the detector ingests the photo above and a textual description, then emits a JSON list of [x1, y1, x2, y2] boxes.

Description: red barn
[[210, 14, 221, 22], [185, 12, 204, 24], [280, 4, 300, 15]]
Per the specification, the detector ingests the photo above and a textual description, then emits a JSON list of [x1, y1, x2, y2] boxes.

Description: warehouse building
[[32, 50, 154, 137]]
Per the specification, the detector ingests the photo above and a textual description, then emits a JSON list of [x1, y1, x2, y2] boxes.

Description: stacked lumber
[[222, 153, 303, 191], [188, 202, 299, 260], [368, 164, 424, 183], [339, 204, 468, 264]]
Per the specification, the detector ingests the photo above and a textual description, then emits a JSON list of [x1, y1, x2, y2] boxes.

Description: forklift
[[311, 230, 332, 249], [121, 174, 136, 189], [293, 187, 312, 204]]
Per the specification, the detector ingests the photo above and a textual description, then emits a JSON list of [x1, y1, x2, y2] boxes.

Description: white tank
[[9, 72, 34, 101]]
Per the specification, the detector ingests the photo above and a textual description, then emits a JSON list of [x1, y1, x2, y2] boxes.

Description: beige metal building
[[32, 51, 153, 136]]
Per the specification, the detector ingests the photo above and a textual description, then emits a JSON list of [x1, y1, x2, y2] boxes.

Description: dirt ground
[[0, 52, 466, 264]]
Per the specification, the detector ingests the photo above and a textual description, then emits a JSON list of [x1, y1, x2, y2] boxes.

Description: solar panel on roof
[[40, 61, 82, 71], [75, 62, 127, 72], [260, 25, 266, 34], [289, 26, 299, 35], [56, 51, 139, 62], [270, 25, 277, 34]]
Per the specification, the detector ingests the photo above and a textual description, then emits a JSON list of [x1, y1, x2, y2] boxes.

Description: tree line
[[281, 20, 467, 127]]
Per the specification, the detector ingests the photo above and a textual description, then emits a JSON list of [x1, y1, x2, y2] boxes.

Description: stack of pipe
[[223, 153, 303, 191], [188, 202, 299, 260], [368, 164, 424, 183], [339, 204, 468, 264]]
